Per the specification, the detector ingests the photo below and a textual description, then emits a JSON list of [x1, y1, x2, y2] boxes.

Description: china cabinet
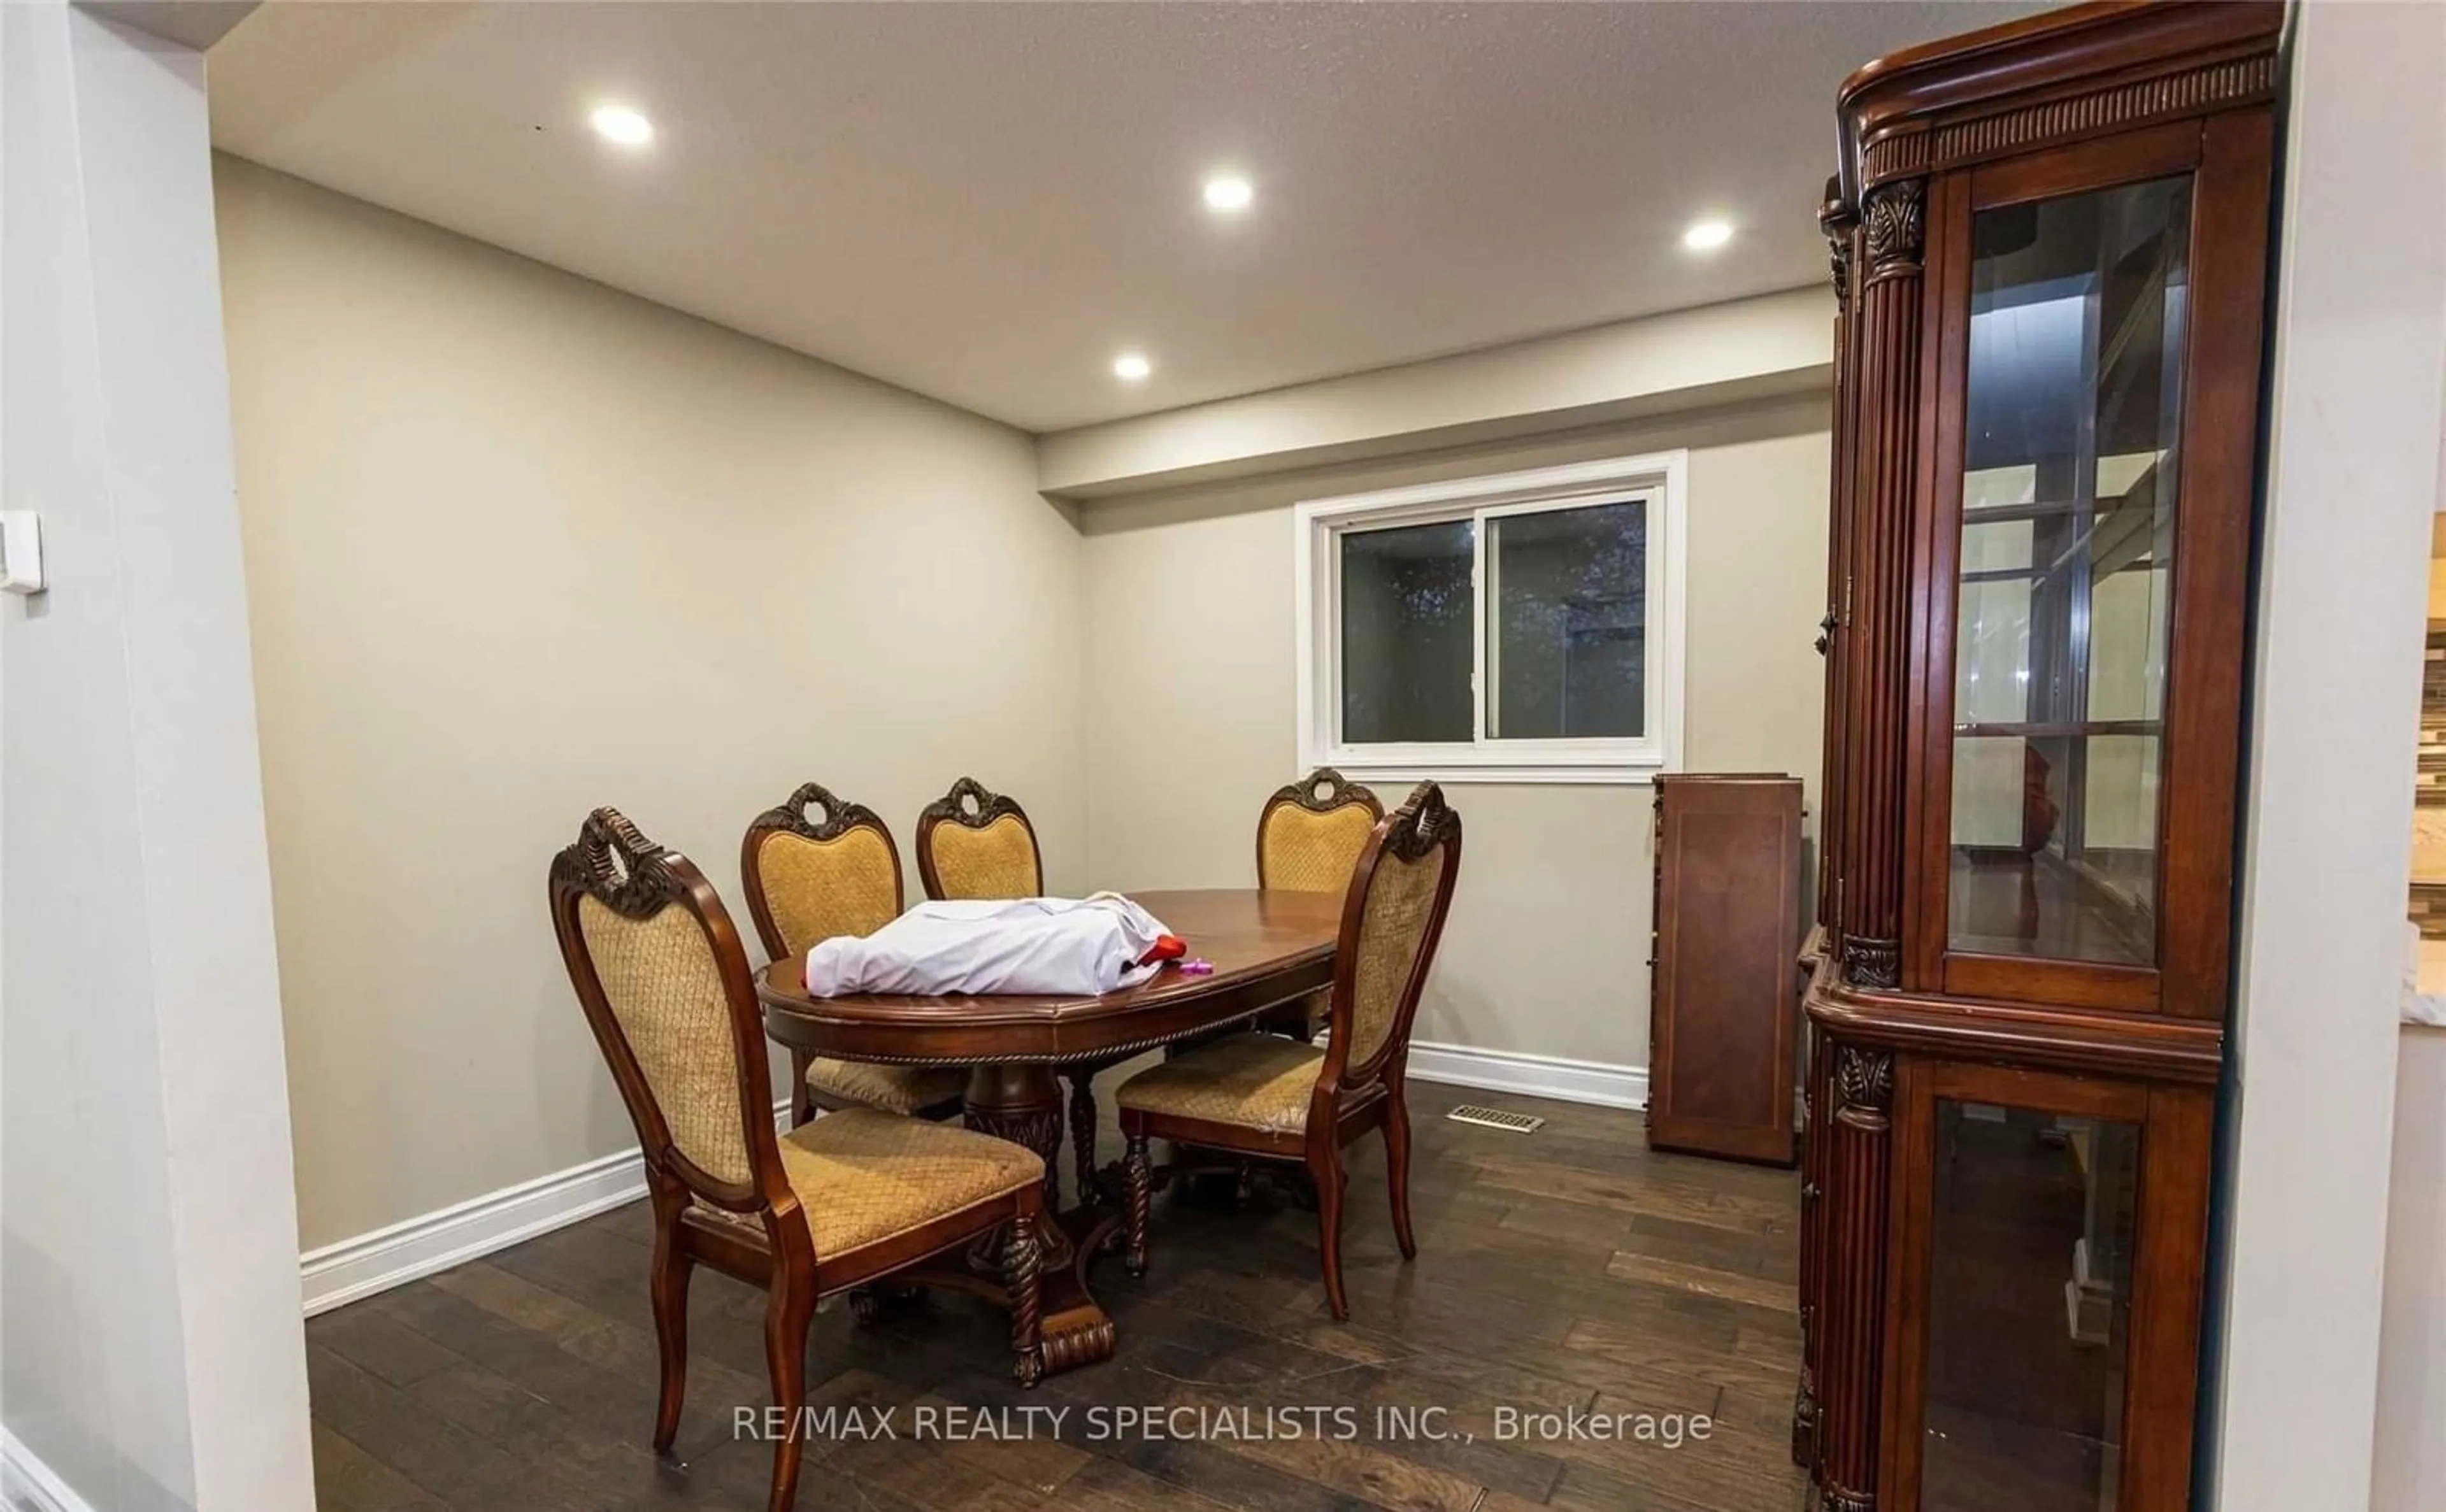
[[1794, 4, 2280, 1510]]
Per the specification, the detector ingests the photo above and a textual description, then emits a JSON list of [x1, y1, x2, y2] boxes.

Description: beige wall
[[1079, 396, 1829, 1069], [216, 156, 1831, 1247], [214, 159, 1086, 1250]]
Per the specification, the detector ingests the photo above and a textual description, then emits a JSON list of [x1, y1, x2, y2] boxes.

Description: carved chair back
[[548, 809, 791, 1217], [740, 781, 905, 960], [1255, 768, 1384, 893], [1318, 782, 1464, 1095], [916, 777, 1044, 900]]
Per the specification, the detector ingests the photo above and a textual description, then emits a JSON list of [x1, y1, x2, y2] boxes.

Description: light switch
[[0, 511, 46, 594]]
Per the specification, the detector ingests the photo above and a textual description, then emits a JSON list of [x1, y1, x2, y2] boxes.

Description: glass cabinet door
[[1947, 175, 2192, 971], [1885, 1062, 2214, 1512], [1918, 1099, 2138, 1510]]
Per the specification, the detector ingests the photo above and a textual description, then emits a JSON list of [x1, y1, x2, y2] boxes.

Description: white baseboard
[[296, 1049, 1645, 1320], [1405, 1041, 1648, 1111], [299, 1099, 792, 1317], [299, 1143, 649, 1318], [1, 1428, 97, 1512]]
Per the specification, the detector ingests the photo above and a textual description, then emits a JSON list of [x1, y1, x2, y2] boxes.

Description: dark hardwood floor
[[306, 1087, 1809, 1512]]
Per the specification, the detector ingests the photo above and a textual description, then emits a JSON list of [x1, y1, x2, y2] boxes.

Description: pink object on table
[[1178, 958, 1214, 976]]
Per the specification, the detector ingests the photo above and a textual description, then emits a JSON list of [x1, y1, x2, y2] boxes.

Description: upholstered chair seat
[[773, 1108, 1042, 1256], [1116, 1035, 1329, 1136], [802, 1057, 968, 1118]]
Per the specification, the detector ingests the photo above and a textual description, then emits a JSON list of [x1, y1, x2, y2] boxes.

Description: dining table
[[755, 886, 1342, 1374]]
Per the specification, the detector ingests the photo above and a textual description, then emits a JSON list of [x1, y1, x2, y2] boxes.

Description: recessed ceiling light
[[589, 104, 655, 148], [1203, 175, 1254, 214], [1112, 353, 1152, 382], [1683, 218, 1734, 252]]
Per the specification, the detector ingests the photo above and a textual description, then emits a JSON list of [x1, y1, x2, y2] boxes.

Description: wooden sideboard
[[1795, 5, 2280, 1510], [1647, 773, 1803, 1165]]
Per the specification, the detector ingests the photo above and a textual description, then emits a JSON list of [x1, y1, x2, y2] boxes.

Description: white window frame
[[1293, 450, 1687, 785]]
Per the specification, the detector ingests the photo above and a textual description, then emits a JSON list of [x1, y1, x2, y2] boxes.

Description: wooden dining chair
[[915, 775, 1044, 901], [1117, 781, 1462, 1320], [548, 808, 1046, 1512], [740, 781, 964, 1125], [915, 775, 1125, 1206], [1252, 767, 1384, 1040], [915, 776, 1119, 1194]]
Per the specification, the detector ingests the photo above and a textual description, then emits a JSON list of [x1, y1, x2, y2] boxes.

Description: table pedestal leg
[[964, 1064, 1066, 1210], [963, 1064, 1117, 1375]]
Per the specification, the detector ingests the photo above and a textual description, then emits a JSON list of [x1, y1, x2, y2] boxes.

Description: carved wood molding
[[551, 806, 687, 918], [1832, 1046, 1894, 1127], [1123, 1133, 1154, 1278], [1818, 176, 1857, 308], [750, 781, 889, 845], [1379, 780, 1460, 864], [1834, 162, 1923, 988], [1267, 766, 1382, 818], [1815, 1034, 1894, 1512], [1860, 51, 2277, 189], [1039, 1313, 1118, 1374], [1842, 935, 1900, 991], [1860, 180, 1924, 283], [965, 1106, 1064, 1205], [1004, 1215, 1045, 1388], [1803, 955, 2228, 1085], [922, 775, 1028, 832]]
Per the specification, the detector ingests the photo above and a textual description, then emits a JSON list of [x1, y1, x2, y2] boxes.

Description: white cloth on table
[[803, 893, 1175, 998]]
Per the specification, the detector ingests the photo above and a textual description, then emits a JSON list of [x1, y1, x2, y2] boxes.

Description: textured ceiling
[[208, 1, 2052, 432]]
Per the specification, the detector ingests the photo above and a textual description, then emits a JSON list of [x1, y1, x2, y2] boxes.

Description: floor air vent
[[1445, 1104, 1544, 1134]]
